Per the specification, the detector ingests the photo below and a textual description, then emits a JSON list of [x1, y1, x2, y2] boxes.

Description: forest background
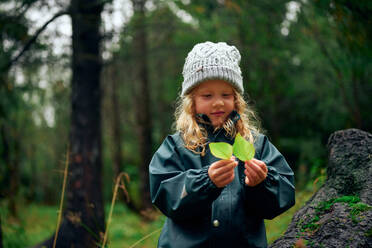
[[0, 0, 371, 247]]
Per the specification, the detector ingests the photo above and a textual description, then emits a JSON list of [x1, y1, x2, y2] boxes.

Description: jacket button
[[213, 220, 220, 227]]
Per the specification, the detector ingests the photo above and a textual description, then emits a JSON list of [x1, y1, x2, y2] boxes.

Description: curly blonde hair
[[174, 88, 262, 155]]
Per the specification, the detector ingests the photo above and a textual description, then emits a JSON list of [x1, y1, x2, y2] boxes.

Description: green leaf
[[209, 142, 233, 160], [233, 133, 255, 162]]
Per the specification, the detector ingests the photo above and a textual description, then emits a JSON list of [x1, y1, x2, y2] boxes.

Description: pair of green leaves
[[209, 133, 255, 162]]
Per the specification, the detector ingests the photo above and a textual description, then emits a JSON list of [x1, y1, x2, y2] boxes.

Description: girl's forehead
[[195, 80, 234, 91]]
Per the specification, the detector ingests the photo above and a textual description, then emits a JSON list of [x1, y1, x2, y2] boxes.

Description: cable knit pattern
[[181, 41, 244, 96]]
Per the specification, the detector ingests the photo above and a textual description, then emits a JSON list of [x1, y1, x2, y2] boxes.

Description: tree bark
[[132, 0, 154, 212], [34, 0, 105, 247]]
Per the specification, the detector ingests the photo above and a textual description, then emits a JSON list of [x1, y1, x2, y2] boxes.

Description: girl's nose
[[213, 98, 224, 107]]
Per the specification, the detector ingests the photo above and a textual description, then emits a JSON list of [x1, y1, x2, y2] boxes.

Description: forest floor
[[2, 189, 313, 248]]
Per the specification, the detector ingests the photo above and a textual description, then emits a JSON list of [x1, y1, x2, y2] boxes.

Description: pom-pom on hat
[[181, 41, 244, 96]]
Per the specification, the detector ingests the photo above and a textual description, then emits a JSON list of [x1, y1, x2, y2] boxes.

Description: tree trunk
[[270, 129, 372, 248], [0, 214, 3, 248], [132, 0, 154, 212], [8, 138, 20, 217], [111, 68, 123, 179], [34, 0, 105, 247], [0, 112, 19, 218], [109, 66, 139, 212]]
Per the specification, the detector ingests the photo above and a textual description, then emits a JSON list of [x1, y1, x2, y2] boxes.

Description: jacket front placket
[[206, 129, 235, 248], [196, 111, 241, 248]]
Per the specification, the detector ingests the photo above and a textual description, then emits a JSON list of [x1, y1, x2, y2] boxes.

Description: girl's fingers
[[213, 162, 236, 179], [244, 159, 268, 186], [244, 166, 260, 182], [209, 160, 237, 187], [211, 169, 234, 188], [212, 161, 237, 175], [212, 159, 235, 169], [244, 172, 260, 187], [245, 163, 261, 179], [216, 172, 235, 185], [245, 160, 267, 178], [210, 158, 268, 187], [219, 176, 234, 186], [216, 165, 234, 178], [252, 159, 268, 173]]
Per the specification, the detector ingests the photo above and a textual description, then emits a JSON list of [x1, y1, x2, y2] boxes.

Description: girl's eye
[[223, 93, 232, 97], [202, 94, 212, 98]]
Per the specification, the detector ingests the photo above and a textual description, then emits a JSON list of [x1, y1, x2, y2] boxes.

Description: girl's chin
[[211, 119, 225, 128]]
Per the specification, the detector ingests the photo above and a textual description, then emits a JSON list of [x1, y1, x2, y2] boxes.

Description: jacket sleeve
[[245, 134, 295, 220], [149, 134, 222, 221]]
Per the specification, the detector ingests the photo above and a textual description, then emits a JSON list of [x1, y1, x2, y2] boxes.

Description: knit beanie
[[181, 41, 244, 96]]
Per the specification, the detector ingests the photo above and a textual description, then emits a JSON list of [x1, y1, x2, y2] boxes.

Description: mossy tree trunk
[[270, 129, 372, 248]]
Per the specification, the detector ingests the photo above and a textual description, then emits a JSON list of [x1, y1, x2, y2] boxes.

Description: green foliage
[[3, 202, 164, 248], [233, 133, 255, 162], [1, 203, 29, 247], [209, 133, 255, 161], [209, 142, 233, 160], [2, 223, 28, 248]]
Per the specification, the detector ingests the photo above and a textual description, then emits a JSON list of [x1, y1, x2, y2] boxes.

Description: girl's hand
[[208, 156, 238, 188], [244, 158, 268, 187]]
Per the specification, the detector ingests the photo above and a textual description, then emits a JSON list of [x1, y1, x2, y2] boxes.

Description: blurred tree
[[109, 66, 123, 186], [311, 0, 372, 131], [131, 0, 154, 212], [102, 64, 139, 212], [0, 1, 67, 73], [0, 0, 36, 218], [102, 35, 140, 209], [35, 0, 107, 246], [0, 216, 2, 248], [0, 217, 3, 248], [0, 0, 68, 217]]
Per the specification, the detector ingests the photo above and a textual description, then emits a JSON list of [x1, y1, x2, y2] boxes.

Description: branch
[[3, 10, 69, 72]]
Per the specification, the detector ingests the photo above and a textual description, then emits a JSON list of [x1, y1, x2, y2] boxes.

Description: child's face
[[193, 79, 235, 128]]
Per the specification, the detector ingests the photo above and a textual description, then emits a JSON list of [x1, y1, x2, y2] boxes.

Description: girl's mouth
[[211, 111, 225, 117]]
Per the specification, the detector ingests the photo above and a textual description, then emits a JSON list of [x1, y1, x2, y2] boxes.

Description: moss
[[300, 195, 371, 233], [350, 202, 372, 223], [316, 195, 360, 212], [365, 228, 372, 237]]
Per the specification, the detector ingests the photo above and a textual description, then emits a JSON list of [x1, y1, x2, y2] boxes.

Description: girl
[[149, 42, 295, 248]]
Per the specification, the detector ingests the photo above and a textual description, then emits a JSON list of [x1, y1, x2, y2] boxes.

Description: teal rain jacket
[[149, 113, 295, 248]]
